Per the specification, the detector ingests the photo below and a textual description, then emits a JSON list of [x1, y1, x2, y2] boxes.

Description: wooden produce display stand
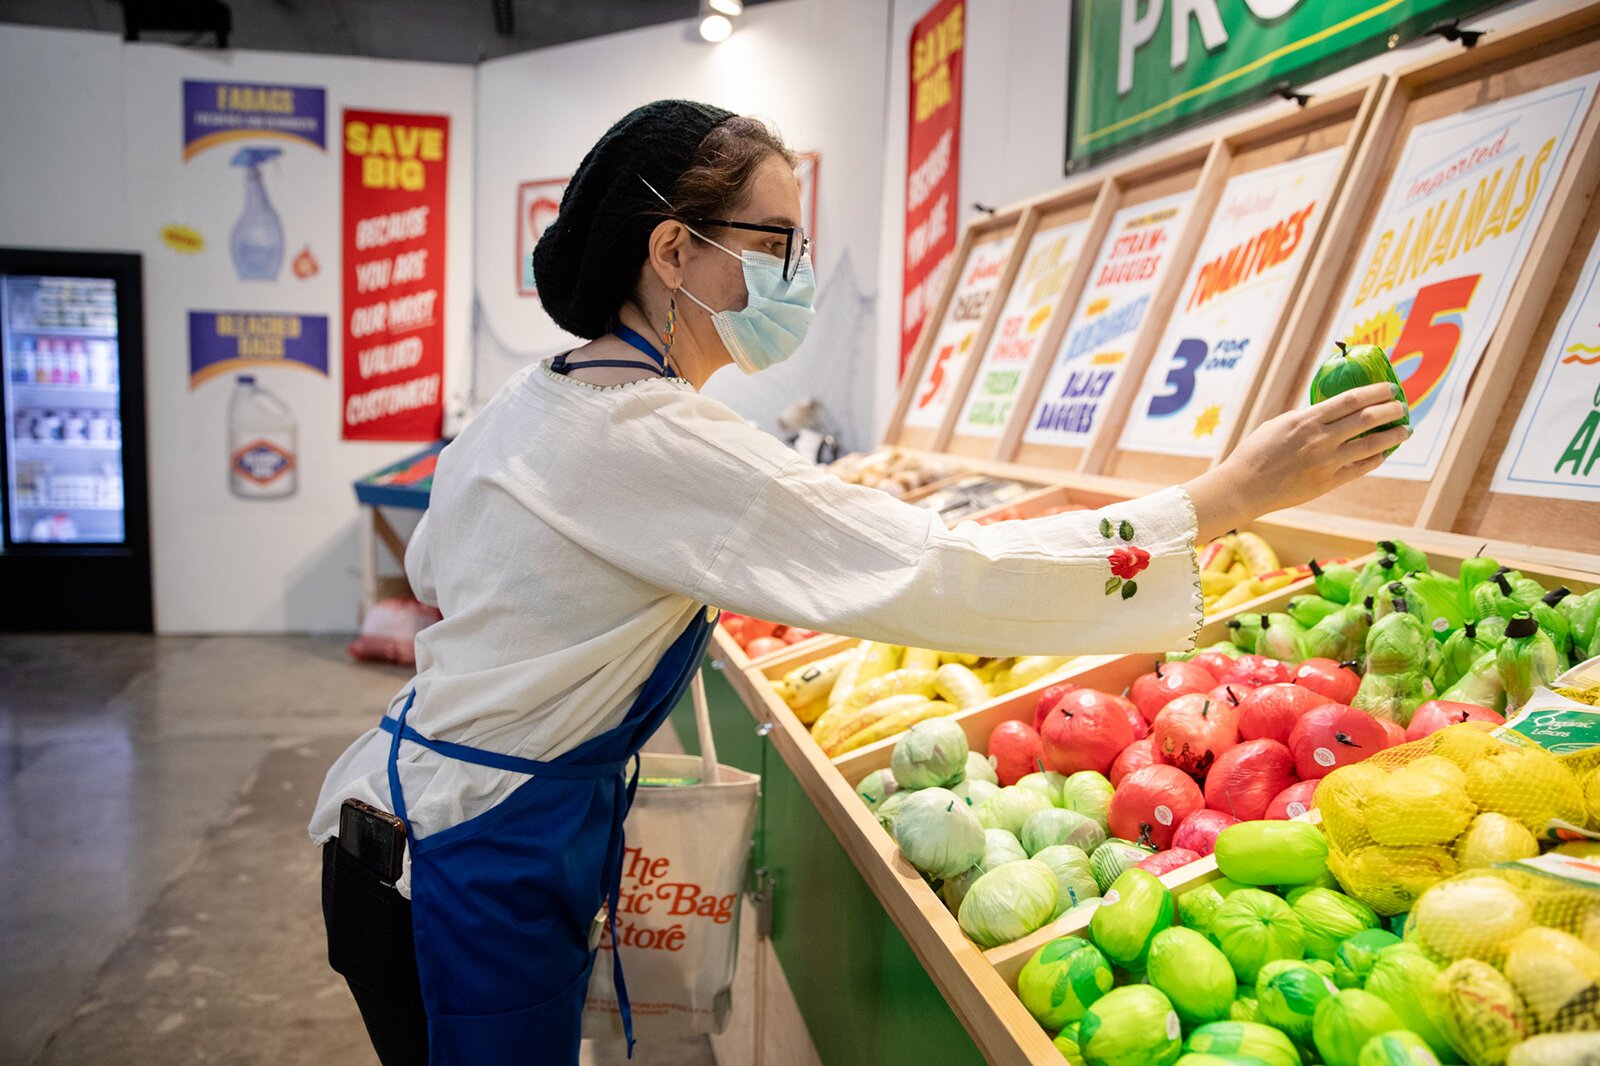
[[679, 9, 1600, 1064], [1243, 3, 1600, 527]]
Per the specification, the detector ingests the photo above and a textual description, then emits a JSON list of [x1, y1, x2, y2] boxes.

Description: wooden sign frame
[[1242, 3, 1600, 528], [932, 175, 1106, 458], [1094, 80, 1386, 486], [884, 211, 1026, 451], [1000, 138, 1221, 472]]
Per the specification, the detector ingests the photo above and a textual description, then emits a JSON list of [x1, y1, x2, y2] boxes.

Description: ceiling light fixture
[[709, 0, 744, 15], [699, 13, 733, 43]]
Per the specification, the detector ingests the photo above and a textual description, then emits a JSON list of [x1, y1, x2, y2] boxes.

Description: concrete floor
[[0, 633, 717, 1065]]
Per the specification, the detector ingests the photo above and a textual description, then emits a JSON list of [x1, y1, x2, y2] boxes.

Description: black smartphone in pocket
[[338, 797, 407, 884]]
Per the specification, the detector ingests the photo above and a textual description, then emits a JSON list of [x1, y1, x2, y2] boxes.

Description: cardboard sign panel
[[1020, 189, 1194, 450], [1311, 71, 1600, 480], [1118, 149, 1343, 459], [901, 233, 1017, 431], [949, 218, 1090, 441]]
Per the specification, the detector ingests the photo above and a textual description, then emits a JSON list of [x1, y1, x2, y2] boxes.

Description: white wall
[[0, 25, 475, 633], [473, 0, 893, 451], [873, 0, 1576, 439]]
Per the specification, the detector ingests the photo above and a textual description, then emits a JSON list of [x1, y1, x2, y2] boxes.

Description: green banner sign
[[1068, 0, 1503, 170]]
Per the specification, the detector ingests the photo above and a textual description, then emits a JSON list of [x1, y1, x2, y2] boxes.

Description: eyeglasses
[[688, 218, 810, 282]]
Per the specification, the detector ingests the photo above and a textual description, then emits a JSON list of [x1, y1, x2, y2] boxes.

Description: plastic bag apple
[[1219, 654, 1295, 688], [1264, 779, 1319, 820], [1403, 699, 1504, 742], [1109, 736, 1165, 787], [1204, 739, 1298, 821], [1137, 847, 1201, 877], [1171, 808, 1238, 857], [1043, 690, 1139, 776], [1034, 680, 1077, 733], [1130, 661, 1218, 724], [1110, 764, 1204, 850], [1292, 658, 1361, 705], [1153, 694, 1241, 777], [1375, 718, 1408, 748], [1115, 695, 1150, 741], [1237, 684, 1327, 746], [1288, 704, 1392, 780], [1208, 682, 1256, 712], [1192, 649, 1239, 678], [986, 720, 1044, 786]]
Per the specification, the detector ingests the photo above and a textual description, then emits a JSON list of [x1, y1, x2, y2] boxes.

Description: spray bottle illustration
[[229, 375, 297, 499], [230, 147, 285, 281]]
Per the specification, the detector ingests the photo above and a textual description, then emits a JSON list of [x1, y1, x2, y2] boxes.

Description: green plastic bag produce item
[[1016, 769, 1066, 807], [1362, 944, 1456, 1062], [1378, 538, 1430, 575], [950, 777, 999, 809], [1433, 622, 1495, 695], [1184, 1020, 1301, 1066], [855, 768, 899, 811], [957, 858, 1057, 948], [1211, 888, 1307, 983], [1077, 985, 1184, 1066], [1426, 959, 1529, 1066], [1293, 889, 1381, 961], [1357, 1030, 1444, 1066], [978, 828, 1028, 870], [893, 788, 985, 879], [1174, 877, 1247, 938], [1398, 570, 1466, 633], [1015, 936, 1114, 1030], [1061, 771, 1115, 830], [1033, 844, 1101, 916], [976, 785, 1054, 836], [1089, 868, 1174, 971], [1289, 594, 1346, 628], [1438, 649, 1507, 713], [1257, 958, 1338, 1044], [1089, 838, 1154, 892], [1213, 820, 1330, 886], [1305, 601, 1375, 662], [1055, 1022, 1087, 1066], [891, 718, 969, 789], [1311, 559, 1361, 605], [1309, 344, 1412, 453], [1314, 989, 1408, 1066], [1148, 926, 1237, 1026], [1355, 607, 1436, 725], [1230, 995, 1262, 1024], [963, 750, 999, 785], [1229, 614, 1266, 652], [1259, 612, 1309, 662], [1353, 556, 1405, 608], [874, 790, 912, 834], [1022, 807, 1103, 857], [1531, 587, 1573, 654], [1333, 928, 1403, 988], [1497, 615, 1562, 710]]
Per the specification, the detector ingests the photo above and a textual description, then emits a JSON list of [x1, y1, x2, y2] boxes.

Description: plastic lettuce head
[[1061, 770, 1115, 829], [891, 718, 969, 789], [892, 787, 985, 880], [957, 859, 1057, 948], [1032, 844, 1100, 917]]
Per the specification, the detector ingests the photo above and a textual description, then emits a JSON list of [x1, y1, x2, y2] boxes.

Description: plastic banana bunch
[[1197, 530, 1318, 615], [772, 642, 1073, 758]]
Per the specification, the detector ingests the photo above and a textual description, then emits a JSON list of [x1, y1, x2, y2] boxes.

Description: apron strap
[[550, 353, 667, 376], [607, 755, 643, 1055], [613, 325, 669, 374], [379, 711, 628, 779]]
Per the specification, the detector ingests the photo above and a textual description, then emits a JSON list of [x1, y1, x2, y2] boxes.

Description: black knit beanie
[[533, 99, 735, 339]]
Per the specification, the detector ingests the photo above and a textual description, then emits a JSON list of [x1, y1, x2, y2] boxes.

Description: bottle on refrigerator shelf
[[34, 337, 52, 383], [228, 374, 297, 499], [10, 336, 34, 383], [66, 340, 86, 384]]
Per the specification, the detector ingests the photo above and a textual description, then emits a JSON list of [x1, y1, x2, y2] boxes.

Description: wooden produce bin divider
[[1095, 80, 1385, 487], [1242, 4, 1600, 530]]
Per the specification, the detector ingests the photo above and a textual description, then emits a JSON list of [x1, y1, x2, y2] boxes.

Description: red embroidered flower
[[1108, 546, 1151, 580]]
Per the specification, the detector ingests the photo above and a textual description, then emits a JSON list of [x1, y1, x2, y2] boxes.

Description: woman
[[311, 100, 1407, 1066]]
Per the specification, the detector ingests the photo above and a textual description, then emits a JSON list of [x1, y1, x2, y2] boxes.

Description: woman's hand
[[1184, 383, 1410, 543]]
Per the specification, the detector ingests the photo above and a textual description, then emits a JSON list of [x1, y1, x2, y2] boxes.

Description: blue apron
[[381, 609, 715, 1063]]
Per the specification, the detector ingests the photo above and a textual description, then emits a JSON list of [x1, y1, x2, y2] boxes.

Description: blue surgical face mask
[[679, 226, 815, 375]]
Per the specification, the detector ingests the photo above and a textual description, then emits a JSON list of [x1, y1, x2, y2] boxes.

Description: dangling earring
[[663, 292, 678, 359]]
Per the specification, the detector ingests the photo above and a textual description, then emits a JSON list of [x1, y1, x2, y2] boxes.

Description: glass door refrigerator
[[0, 249, 151, 631]]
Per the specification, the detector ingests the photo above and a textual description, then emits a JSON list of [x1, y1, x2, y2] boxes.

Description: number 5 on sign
[[1391, 274, 1481, 412], [918, 343, 955, 409]]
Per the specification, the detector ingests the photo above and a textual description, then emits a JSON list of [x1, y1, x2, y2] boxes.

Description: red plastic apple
[[1033, 681, 1078, 733], [1237, 683, 1327, 746], [1109, 736, 1166, 787], [745, 636, 789, 658], [987, 720, 1045, 786], [1204, 738, 1298, 821], [1287, 703, 1391, 780], [1109, 764, 1204, 850], [1377, 718, 1408, 748], [1218, 655, 1295, 688], [1292, 658, 1362, 705], [1041, 690, 1139, 776], [1137, 848, 1202, 877], [1404, 700, 1506, 742], [1264, 780, 1320, 821], [1152, 694, 1241, 778], [1171, 809, 1238, 857], [1208, 683, 1256, 710], [1191, 650, 1238, 679], [1129, 661, 1218, 724]]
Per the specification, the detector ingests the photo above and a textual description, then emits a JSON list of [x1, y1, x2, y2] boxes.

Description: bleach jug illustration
[[229, 375, 297, 499], [230, 147, 285, 281]]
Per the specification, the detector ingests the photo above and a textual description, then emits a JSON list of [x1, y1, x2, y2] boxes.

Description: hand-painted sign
[[902, 0, 964, 375], [517, 177, 570, 297], [903, 235, 1016, 430], [187, 311, 329, 387], [1316, 72, 1599, 481], [1024, 190, 1194, 447], [1120, 149, 1342, 457]]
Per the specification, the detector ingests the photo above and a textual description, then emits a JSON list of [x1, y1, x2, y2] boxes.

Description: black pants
[[322, 841, 431, 1066]]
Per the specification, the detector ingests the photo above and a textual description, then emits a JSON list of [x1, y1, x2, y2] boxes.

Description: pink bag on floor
[[347, 598, 442, 665]]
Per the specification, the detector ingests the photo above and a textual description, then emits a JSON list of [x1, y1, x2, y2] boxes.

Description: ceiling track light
[[698, 0, 738, 43], [709, 0, 744, 15]]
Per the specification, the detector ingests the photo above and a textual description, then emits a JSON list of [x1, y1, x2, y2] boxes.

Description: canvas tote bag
[[583, 672, 760, 1039]]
